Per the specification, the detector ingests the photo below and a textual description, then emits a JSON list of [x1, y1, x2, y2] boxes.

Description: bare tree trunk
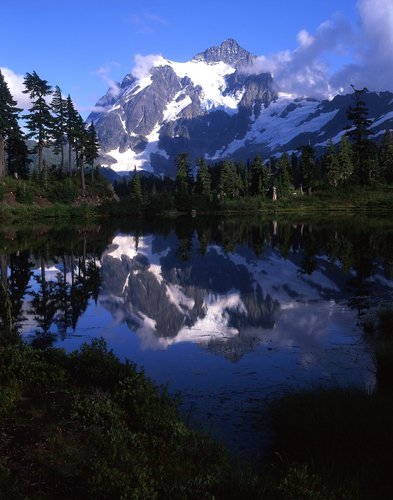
[[0, 134, 5, 177]]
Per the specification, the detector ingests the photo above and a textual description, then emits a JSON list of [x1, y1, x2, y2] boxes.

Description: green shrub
[[15, 185, 34, 204]]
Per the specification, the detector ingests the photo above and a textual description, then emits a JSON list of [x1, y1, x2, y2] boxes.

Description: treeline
[[0, 69, 100, 194], [114, 86, 393, 213]]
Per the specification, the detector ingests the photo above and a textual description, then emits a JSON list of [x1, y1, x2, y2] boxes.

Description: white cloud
[[297, 29, 315, 48], [240, 13, 353, 99], [0, 67, 31, 109], [131, 53, 163, 80], [241, 0, 393, 99]]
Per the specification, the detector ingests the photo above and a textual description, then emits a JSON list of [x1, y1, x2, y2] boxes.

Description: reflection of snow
[[96, 230, 375, 398], [222, 246, 339, 303], [166, 284, 195, 311]]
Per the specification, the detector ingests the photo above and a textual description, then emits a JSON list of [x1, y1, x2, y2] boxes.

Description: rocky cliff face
[[88, 39, 393, 177]]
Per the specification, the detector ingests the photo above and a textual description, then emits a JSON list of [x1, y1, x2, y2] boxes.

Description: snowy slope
[[88, 40, 393, 176]]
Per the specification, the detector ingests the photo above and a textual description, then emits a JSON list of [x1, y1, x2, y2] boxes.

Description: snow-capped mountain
[[88, 39, 393, 176]]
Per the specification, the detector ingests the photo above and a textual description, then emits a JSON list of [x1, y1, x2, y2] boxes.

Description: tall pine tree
[[250, 155, 269, 196], [196, 158, 212, 198], [0, 69, 21, 177], [51, 85, 67, 173], [175, 153, 193, 210], [6, 123, 31, 179], [345, 86, 374, 184], [219, 159, 241, 198], [324, 140, 340, 188], [73, 113, 88, 194], [299, 144, 317, 194], [85, 122, 100, 178], [338, 134, 354, 184], [276, 152, 292, 197], [65, 94, 78, 177], [23, 71, 52, 174]]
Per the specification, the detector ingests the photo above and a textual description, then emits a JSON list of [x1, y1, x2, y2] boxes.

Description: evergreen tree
[[131, 167, 143, 204], [175, 153, 192, 195], [325, 140, 340, 188], [379, 129, 393, 183], [51, 85, 67, 173], [345, 85, 374, 184], [22, 71, 52, 173], [338, 134, 354, 184], [175, 153, 192, 210], [85, 122, 100, 176], [0, 69, 21, 177], [6, 124, 31, 179], [65, 94, 78, 176], [250, 155, 269, 196], [299, 144, 317, 194], [73, 113, 88, 194], [219, 159, 241, 198], [196, 158, 212, 197], [276, 152, 291, 197]]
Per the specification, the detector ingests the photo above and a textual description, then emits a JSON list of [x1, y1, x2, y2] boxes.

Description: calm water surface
[[1, 215, 392, 456]]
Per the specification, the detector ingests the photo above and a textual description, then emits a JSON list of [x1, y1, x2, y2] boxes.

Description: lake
[[1, 214, 392, 458]]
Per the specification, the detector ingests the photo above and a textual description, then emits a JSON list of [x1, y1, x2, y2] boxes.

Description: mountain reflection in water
[[1, 216, 392, 455]]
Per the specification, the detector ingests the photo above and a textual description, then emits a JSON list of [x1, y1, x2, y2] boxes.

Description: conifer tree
[[379, 129, 393, 183], [65, 94, 78, 176], [0, 69, 21, 177], [131, 167, 143, 205], [51, 85, 67, 172], [250, 155, 269, 196], [325, 140, 340, 188], [85, 122, 100, 178], [175, 153, 192, 210], [345, 85, 374, 184], [23, 71, 52, 173], [196, 158, 212, 197], [338, 134, 354, 183], [276, 152, 291, 197], [6, 124, 31, 179], [298, 144, 317, 194], [219, 159, 241, 198], [175, 153, 192, 195], [73, 113, 88, 194]]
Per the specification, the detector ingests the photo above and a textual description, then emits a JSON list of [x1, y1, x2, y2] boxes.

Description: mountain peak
[[193, 38, 255, 68]]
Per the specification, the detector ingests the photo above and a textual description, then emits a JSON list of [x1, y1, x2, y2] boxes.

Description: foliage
[[23, 71, 53, 173], [345, 86, 375, 184], [50, 85, 67, 171], [0, 337, 258, 498]]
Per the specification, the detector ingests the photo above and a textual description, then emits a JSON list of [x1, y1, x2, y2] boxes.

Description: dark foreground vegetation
[[1, 306, 393, 498]]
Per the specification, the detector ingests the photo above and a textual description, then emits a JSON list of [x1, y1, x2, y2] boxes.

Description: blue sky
[[1, 0, 392, 116]]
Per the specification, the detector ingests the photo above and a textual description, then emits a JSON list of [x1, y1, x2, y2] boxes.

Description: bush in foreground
[[0, 338, 257, 498]]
